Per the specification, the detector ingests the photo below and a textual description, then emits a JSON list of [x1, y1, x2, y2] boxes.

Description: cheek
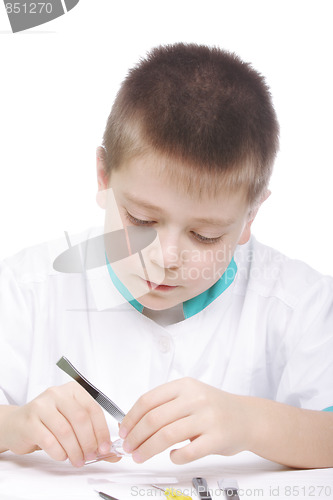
[[189, 244, 233, 267], [182, 246, 231, 283]]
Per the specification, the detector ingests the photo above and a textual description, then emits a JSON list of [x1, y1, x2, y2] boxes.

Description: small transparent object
[[85, 438, 131, 465]]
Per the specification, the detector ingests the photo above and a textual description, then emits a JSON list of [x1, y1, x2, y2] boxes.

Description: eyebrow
[[123, 193, 236, 227]]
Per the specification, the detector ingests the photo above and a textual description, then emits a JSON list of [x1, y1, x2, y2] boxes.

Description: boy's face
[[97, 152, 254, 311]]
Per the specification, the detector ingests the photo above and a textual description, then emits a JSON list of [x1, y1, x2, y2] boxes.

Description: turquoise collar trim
[[106, 255, 237, 318], [183, 257, 237, 318]]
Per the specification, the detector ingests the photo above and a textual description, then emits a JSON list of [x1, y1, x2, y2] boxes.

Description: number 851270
[[5, 3, 53, 14]]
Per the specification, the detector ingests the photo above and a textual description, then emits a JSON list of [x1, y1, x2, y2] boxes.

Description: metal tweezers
[[56, 355, 128, 461], [56, 356, 125, 422]]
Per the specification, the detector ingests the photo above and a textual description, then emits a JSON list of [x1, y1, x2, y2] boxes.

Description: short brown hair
[[101, 43, 279, 206]]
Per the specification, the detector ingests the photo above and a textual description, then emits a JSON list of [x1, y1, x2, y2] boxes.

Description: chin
[[138, 295, 181, 311]]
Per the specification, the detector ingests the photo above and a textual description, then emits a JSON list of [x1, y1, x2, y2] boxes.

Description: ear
[[238, 190, 271, 245], [96, 146, 109, 209]]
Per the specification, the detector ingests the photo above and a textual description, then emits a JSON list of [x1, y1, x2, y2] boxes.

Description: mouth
[[142, 279, 179, 292]]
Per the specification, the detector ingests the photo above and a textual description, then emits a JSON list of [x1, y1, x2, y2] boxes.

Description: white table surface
[[0, 449, 332, 500]]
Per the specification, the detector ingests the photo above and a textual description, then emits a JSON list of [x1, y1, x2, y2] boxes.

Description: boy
[[0, 43, 332, 470]]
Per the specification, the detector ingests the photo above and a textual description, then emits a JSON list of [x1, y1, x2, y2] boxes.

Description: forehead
[[109, 152, 250, 220]]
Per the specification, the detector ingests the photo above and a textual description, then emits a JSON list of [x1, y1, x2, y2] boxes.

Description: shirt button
[[159, 336, 171, 353]]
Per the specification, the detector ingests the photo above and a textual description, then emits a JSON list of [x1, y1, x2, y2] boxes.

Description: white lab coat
[[0, 228, 332, 436]]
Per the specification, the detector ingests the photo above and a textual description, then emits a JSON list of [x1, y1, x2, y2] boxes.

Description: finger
[[59, 382, 111, 458], [102, 455, 123, 463], [40, 407, 85, 467], [123, 397, 190, 453], [70, 384, 111, 455], [35, 420, 69, 462], [131, 415, 197, 463], [56, 396, 100, 462], [120, 379, 185, 438], [170, 435, 213, 465], [9, 416, 62, 458], [84, 401, 111, 456]]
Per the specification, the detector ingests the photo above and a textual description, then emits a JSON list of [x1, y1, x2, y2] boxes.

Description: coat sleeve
[[0, 260, 34, 406], [275, 275, 333, 411]]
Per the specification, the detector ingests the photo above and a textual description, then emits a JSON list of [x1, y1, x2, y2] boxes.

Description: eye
[[192, 232, 223, 245], [125, 211, 155, 226]]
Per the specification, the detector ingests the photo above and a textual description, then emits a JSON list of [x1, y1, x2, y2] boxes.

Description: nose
[[148, 228, 183, 270]]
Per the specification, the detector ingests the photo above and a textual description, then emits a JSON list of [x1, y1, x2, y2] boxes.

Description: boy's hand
[[1, 382, 121, 467], [119, 378, 254, 464]]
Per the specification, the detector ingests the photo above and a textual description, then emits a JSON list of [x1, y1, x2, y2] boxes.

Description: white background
[[0, 0, 332, 275]]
